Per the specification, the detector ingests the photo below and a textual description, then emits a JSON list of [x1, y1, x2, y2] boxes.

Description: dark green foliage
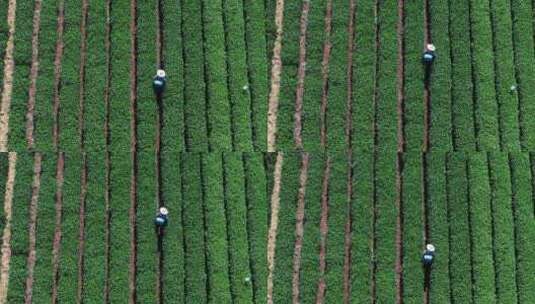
[[203, 0, 232, 151], [5, 154, 33, 303], [467, 153, 495, 302], [243, 153, 268, 303], [446, 153, 472, 303], [83, 0, 108, 151], [181, 153, 207, 302], [7, 1, 34, 150], [243, 0, 268, 150], [223, 153, 254, 302], [488, 152, 517, 303], [201, 153, 232, 303], [0, 0, 8, 96], [81, 154, 107, 301], [350, 151, 373, 304], [0, 153, 8, 235], [272, 153, 299, 301]]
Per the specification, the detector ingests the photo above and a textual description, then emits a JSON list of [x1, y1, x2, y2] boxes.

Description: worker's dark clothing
[[422, 250, 434, 268], [422, 51, 436, 84], [155, 214, 168, 227], [153, 76, 166, 95]]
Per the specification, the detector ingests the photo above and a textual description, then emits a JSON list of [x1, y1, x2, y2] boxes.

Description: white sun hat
[[159, 207, 169, 216], [156, 69, 166, 78], [426, 244, 435, 252], [426, 44, 436, 52]]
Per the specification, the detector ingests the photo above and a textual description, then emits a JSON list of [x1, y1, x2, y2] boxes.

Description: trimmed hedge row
[[426, 153, 450, 303], [272, 152, 299, 302], [488, 152, 517, 303], [243, 0, 268, 151], [509, 153, 535, 302], [7, 1, 34, 150], [324, 153, 348, 303], [58, 1, 83, 152], [201, 153, 232, 303], [351, 0, 375, 151], [182, 0, 208, 151], [161, 152, 185, 302], [401, 153, 424, 303], [223, 153, 255, 301], [301, 0, 326, 151], [108, 0, 132, 153], [403, 0, 425, 151], [299, 153, 324, 303], [180, 153, 207, 302], [161, 0, 186, 152], [275, 1, 300, 150], [5, 154, 33, 302], [135, 152, 158, 303], [243, 153, 268, 303], [83, 0, 108, 151], [203, 0, 232, 151], [446, 153, 472, 303], [223, 0, 254, 151], [467, 153, 495, 302], [349, 151, 373, 303], [81, 154, 107, 301], [489, 0, 520, 150]]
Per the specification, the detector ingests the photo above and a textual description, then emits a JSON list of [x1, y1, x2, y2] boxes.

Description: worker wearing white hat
[[422, 244, 435, 268], [155, 207, 169, 228], [153, 69, 167, 96], [422, 44, 436, 84]]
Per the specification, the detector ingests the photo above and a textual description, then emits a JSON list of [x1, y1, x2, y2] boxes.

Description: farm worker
[[422, 244, 435, 268], [423, 44, 436, 83], [154, 207, 169, 228], [153, 69, 167, 95]]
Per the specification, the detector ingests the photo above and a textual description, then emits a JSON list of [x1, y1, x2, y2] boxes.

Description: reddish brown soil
[[52, 1, 65, 150], [315, 157, 330, 304], [51, 153, 65, 304], [267, 153, 284, 304], [25, 0, 43, 149], [267, 0, 285, 151], [23, 154, 43, 304], [0, 153, 17, 303], [291, 153, 310, 303], [0, 0, 17, 151], [319, 0, 333, 149], [293, 1, 310, 150]]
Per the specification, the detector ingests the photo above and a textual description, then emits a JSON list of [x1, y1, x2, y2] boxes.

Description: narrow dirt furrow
[[422, 154, 430, 304], [395, 153, 404, 303], [293, 0, 310, 150], [422, 0, 431, 151], [25, 0, 43, 149], [396, 0, 405, 153], [0, 0, 17, 151], [78, 0, 89, 149], [129, 0, 138, 301], [156, 1, 164, 302], [267, 153, 283, 304], [23, 153, 42, 304], [291, 153, 309, 303], [52, 1, 65, 151], [315, 157, 330, 304], [0, 153, 16, 303], [319, 0, 333, 149], [343, 155, 353, 304], [267, 0, 285, 152], [76, 154, 88, 303], [51, 153, 64, 304]]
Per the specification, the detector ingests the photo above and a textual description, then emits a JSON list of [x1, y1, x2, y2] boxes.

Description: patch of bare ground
[[0, 0, 17, 151], [319, 0, 333, 149], [52, 1, 65, 150], [0, 153, 17, 303], [315, 157, 330, 304], [267, 153, 283, 304], [292, 153, 309, 303], [267, 0, 285, 152], [293, 0, 310, 150]]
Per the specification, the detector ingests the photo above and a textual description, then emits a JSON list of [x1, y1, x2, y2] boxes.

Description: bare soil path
[[78, 0, 89, 149], [25, 0, 43, 149], [293, 0, 310, 149], [0, 0, 17, 151], [23, 153, 42, 304], [0, 153, 17, 303], [51, 153, 64, 304], [267, 0, 285, 152], [315, 157, 330, 303], [76, 155, 88, 302], [52, 1, 65, 151], [319, 0, 333, 149], [267, 153, 283, 304], [292, 153, 309, 303]]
